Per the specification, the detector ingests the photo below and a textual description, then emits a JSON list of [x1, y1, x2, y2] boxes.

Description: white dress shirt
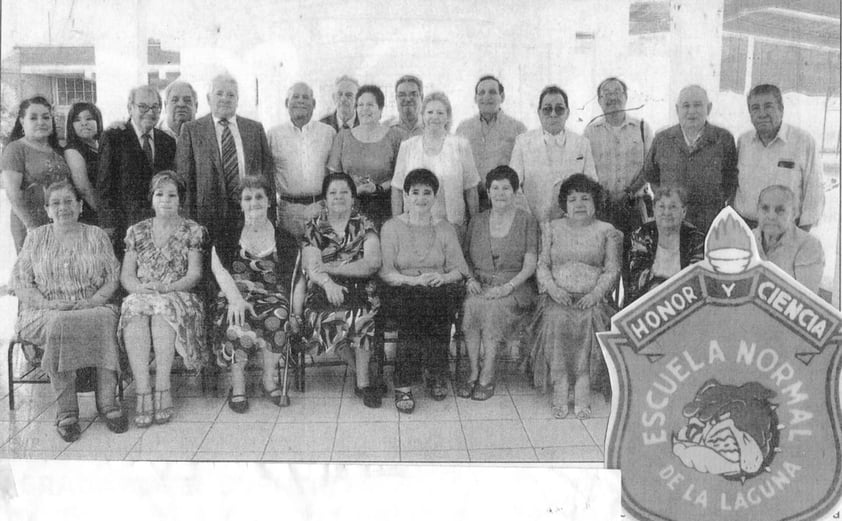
[[267, 120, 336, 196]]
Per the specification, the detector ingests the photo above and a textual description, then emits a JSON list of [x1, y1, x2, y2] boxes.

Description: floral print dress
[[302, 207, 380, 354], [118, 218, 207, 371]]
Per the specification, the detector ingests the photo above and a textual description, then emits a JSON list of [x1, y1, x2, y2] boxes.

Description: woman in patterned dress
[[10, 180, 127, 441], [119, 172, 206, 428], [211, 176, 303, 413], [302, 172, 382, 408], [1, 96, 75, 252], [529, 174, 622, 420]]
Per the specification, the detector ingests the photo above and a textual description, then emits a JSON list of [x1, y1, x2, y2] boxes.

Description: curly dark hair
[[558, 174, 603, 213]]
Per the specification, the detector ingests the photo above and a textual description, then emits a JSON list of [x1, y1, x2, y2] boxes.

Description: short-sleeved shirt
[[379, 216, 470, 277], [267, 120, 336, 196], [392, 134, 480, 226], [735, 124, 824, 227], [455, 110, 527, 188], [327, 127, 404, 186], [584, 116, 652, 199], [753, 226, 824, 294], [1, 139, 71, 225]]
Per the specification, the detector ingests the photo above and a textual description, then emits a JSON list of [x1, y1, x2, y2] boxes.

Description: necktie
[[219, 119, 240, 196], [142, 133, 153, 166]]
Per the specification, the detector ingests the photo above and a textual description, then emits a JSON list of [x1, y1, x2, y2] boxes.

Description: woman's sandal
[[99, 405, 128, 434], [227, 388, 249, 414], [552, 405, 570, 419], [427, 378, 448, 401], [456, 380, 476, 399], [134, 392, 154, 428], [471, 382, 496, 401], [56, 414, 81, 442], [575, 405, 592, 420], [153, 389, 175, 425], [263, 386, 286, 407], [394, 390, 415, 414]]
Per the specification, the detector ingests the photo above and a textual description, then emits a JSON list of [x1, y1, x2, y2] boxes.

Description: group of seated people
[[1, 73, 827, 444]]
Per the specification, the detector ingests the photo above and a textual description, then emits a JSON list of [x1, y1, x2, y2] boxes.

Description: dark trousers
[[381, 283, 463, 388]]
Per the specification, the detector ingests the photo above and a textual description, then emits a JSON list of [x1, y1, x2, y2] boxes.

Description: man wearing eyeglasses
[[584, 77, 652, 234], [510, 85, 596, 223], [98, 84, 176, 257], [319, 75, 359, 132], [390, 75, 424, 138]]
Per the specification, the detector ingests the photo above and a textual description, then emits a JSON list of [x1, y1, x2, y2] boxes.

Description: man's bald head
[[676, 84, 711, 134], [285, 82, 316, 128]]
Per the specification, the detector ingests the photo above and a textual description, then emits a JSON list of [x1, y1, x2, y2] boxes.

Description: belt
[[279, 193, 323, 205]]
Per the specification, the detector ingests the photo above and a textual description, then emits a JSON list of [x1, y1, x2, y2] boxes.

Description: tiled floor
[[0, 343, 610, 463]]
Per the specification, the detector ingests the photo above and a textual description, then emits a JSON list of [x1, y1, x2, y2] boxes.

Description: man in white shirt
[[157, 80, 198, 139], [734, 83, 824, 231], [267, 82, 336, 239], [584, 77, 652, 233], [510, 85, 596, 223], [456, 75, 527, 210]]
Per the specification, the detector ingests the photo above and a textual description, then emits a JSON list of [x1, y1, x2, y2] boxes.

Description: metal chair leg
[[8, 339, 16, 410]]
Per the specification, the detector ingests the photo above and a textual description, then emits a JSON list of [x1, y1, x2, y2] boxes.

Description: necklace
[[240, 219, 274, 255]]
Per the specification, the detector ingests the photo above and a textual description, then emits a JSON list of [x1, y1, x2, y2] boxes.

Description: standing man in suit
[[319, 75, 359, 132], [176, 73, 275, 251], [628, 84, 738, 233], [98, 84, 176, 257], [510, 85, 596, 223]]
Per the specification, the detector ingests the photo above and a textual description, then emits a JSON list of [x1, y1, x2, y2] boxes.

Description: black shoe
[[227, 388, 249, 414], [57, 422, 81, 442], [372, 378, 388, 397], [362, 386, 382, 409]]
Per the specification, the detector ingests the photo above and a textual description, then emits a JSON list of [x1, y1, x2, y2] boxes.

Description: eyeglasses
[[541, 105, 568, 116], [134, 103, 162, 113], [397, 92, 420, 99]]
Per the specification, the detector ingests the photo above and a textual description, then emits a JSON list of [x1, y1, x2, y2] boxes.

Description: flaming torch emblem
[[705, 210, 755, 274]]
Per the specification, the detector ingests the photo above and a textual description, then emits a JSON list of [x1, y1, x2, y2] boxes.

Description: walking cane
[[279, 250, 303, 407]]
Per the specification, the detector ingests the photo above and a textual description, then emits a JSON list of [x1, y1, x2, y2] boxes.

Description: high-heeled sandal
[[471, 381, 496, 401], [153, 389, 174, 425], [134, 392, 154, 428], [394, 390, 415, 414], [456, 380, 477, 399]]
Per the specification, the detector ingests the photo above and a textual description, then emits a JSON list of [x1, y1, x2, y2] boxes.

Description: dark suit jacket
[[319, 111, 358, 132], [98, 121, 176, 235], [641, 123, 738, 233], [176, 114, 275, 248]]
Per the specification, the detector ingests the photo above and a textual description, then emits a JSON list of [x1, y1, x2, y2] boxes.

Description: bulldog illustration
[[672, 379, 780, 481]]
